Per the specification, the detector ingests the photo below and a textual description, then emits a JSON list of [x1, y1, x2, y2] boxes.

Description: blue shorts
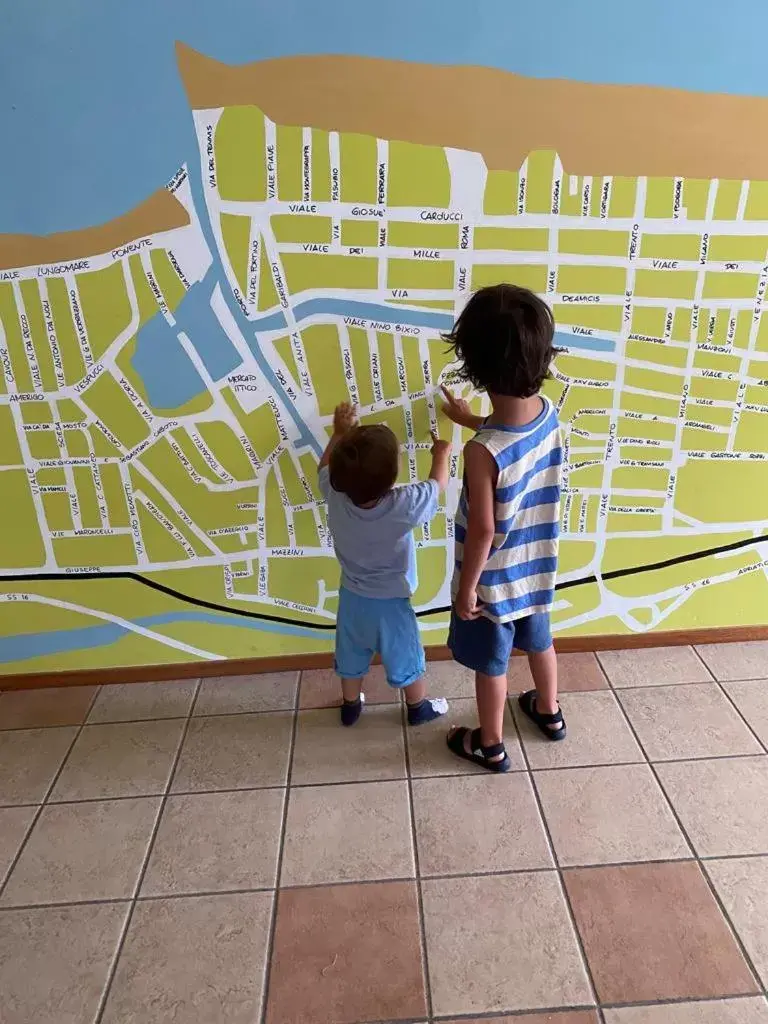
[[448, 610, 553, 677], [335, 586, 425, 688]]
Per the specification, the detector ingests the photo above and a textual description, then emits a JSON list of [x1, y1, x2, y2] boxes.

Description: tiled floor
[[1, 644, 768, 1023]]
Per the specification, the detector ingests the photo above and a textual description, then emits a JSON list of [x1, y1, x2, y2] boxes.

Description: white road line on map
[[0, 593, 225, 660], [11, 280, 43, 393], [302, 127, 312, 202], [736, 180, 750, 221], [728, 261, 767, 451], [140, 249, 175, 326]]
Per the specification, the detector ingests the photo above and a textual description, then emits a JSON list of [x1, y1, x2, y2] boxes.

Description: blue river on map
[[0, 611, 332, 665], [130, 293, 616, 410]]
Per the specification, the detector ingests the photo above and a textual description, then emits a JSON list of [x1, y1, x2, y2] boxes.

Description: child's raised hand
[[430, 431, 452, 458], [333, 402, 358, 435], [440, 385, 474, 427]]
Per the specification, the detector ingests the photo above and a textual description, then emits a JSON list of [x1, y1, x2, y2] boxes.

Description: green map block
[[474, 227, 548, 251], [220, 213, 250, 295], [272, 215, 332, 244], [276, 125, 304, 200], [282, 253, 377, 292], [560, 229, 628, 258], [388, 221, 459, 249], [339, 133, 377, 203], [76, 263, 132, 361], [483, 170, 518, 215], [0, 470, 44, 567], [387, 259, 454, 291], [215, 106, 267, 202], [388, 140, 450, 208]]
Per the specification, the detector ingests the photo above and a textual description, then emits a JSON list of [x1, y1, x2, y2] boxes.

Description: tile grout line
[[602, 659, 768, 1000], [690, 646, 768, 758], [0, 686, 102, 903], [258, 673, 300, 1024], [92, 676, 203, 1024], [14, 853, 768, 914], [507, 695, 605, 1024], [8, 742, 768, 813], [402, 699, 435, 1022]]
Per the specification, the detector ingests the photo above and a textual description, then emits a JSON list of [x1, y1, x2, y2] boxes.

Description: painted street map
[[2, 86, 768, 671]]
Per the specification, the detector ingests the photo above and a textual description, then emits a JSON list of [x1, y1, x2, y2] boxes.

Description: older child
[[319, 402, 451, 726], [442, 283, 566, 772]]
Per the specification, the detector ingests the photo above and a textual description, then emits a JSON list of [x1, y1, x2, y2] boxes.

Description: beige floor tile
[[171, 711, 292, 792], [708, 857, 768, 988], [88, 679, 197, 723], [604, 998, 768, 1023], [101, 892, 272, 1024], [422, 871, 591, 1015], [449, 1015, 599, 1024], [656, 757, 768, 856], [0, 902, 129, 1024], [299, 664, 397, 708], [413, 773, 552, 875], [0, 805, 36, 885], [697, 641, 768, 681], [0, 727, 77, 805], [291, 705, 405, 785], [1, 797, 160, 906], [0, 685, 98, 729], [266, 880, 426, 1024], [535, 764, 689, 866], [565, 860, 758, 1003], [407, 698, 522, 776], [597, 646, 710, 687], [194, 671, 298, 715], [514, 691, 643, 769], [618, 684, 762, 761], [50, 720, 184, 801], [509, 651, 608, 692], [281, 780, 413, 885], [141, 789, 284, 896], [420, 659, 476, 698], [723, 680, 768, 747]]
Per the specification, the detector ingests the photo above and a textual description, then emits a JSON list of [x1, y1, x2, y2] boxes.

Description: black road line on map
[[2, 532, 767, 630]]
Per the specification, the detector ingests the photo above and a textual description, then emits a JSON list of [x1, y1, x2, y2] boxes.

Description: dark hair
[[329, 424, 399, 506], [443, 283, 558, 397]]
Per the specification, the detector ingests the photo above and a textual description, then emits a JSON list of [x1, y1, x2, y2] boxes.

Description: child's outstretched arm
[[441, 386, 486, 432], [454, 441, 497, 621], [319, 402, 357, 470], [428, 432, 452, 492]]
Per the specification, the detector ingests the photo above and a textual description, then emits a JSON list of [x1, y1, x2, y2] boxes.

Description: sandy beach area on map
[[177, 42, 768, 183]]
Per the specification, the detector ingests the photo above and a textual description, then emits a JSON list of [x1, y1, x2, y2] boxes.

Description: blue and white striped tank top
[[452, 396, 563, 624]]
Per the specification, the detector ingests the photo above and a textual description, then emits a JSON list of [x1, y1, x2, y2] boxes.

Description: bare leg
[[527, 645, 560, 729], [341, 677, 362, 703], [476, 671, 507, 749], [447, 671, 507, 763]]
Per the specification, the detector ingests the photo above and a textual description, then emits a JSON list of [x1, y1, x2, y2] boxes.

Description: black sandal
[[446, 727, 511, 773], [518, 690, 566, 741]]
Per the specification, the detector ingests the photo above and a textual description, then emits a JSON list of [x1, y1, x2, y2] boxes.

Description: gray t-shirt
[[319, 466, 439, 599]]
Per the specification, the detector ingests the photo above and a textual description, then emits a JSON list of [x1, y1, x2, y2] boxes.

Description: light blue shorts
[[335, 586, 425, 688]]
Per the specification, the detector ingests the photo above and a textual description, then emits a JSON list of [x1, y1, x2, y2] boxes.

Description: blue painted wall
[[2, 0, 768, 236]]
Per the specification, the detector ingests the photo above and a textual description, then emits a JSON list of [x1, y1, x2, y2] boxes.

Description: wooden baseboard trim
[[1, 625, 766, 691]]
